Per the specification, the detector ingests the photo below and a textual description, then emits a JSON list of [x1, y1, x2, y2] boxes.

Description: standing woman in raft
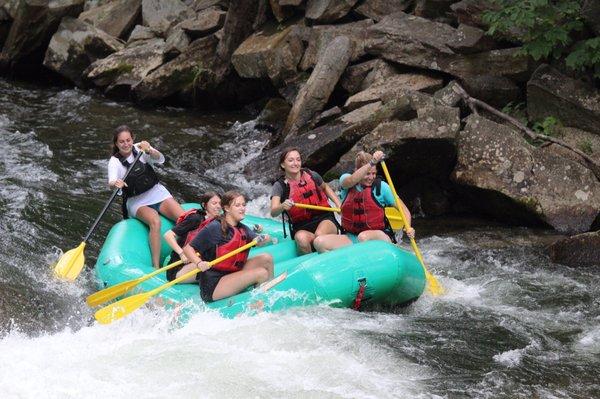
[[182, 191, 274, 302], [107, 125, 184, 268], [270, 147, 342, 254]]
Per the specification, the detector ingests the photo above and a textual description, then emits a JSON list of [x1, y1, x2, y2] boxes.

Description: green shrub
[[484, 1, 600, 77]]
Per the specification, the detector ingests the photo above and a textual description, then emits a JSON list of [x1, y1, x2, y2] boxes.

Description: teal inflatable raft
[[93, 204, 426, 320]]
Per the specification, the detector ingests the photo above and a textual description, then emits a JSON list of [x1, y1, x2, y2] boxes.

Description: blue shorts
[[148, 201, 162, 212]]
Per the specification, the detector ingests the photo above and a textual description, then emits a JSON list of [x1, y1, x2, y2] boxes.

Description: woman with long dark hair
[[182, 191, 274, 302], [107, 125, 184, 268], [270, 147, 342, 254]]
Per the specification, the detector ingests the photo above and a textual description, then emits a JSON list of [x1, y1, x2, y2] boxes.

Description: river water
[[0, 78, 598, 398]]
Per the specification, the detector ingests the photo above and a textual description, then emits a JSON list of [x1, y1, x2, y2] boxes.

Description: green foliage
[[532, 116, 561, 136], [484, 1, 599, 77], [501, 101, 527, 124], [578, 140, 593, 155]]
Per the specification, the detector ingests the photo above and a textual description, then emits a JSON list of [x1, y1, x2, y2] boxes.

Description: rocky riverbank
[[0, 0, 598, 266]]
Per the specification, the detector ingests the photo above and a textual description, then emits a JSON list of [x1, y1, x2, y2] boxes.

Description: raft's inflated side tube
[[94, 204, 426, 321]]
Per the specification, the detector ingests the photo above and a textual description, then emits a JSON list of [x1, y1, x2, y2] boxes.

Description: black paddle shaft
[[82, 150, 145, 243]]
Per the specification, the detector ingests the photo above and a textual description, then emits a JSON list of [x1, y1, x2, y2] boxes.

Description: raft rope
[[353, 279, 367, 310]]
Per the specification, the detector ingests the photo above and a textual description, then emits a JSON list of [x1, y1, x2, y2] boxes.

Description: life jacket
[[183, 216, 215, 246], [115, 147, 159, 198], [341, 177, 391, 235], [212, 223, 251, 273], [279, 169, 330, 225]]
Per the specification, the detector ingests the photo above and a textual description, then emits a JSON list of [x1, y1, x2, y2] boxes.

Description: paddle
[[293, 203, 405, 230], [54, 150, 145, 281], [94, 240, 257, 324], [86, 253, 199, 307], [380, 161, 443, 296]]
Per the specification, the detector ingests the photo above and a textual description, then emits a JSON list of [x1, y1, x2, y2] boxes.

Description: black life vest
[[212, 223, 250, 272], [278, 169, 330, 224], [115, 147, 159, 198], [341, 177, 392, 236]]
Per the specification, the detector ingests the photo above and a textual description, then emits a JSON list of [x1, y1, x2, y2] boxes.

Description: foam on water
[[0, 307, 433, 399]]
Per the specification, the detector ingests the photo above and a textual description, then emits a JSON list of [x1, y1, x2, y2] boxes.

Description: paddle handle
[[82, 150, 145, 243], [294, 203, 340, 213]]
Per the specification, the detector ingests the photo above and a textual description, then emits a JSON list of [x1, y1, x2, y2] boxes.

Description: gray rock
[[339, 59, 387, 94], [164, 27, 190, 59], [433, 80, 463, 107], [127, 24, 156, 43], [461, 75, 521, 108], [305, 0, 358, 24], [344, 73, 444, 111], [177, 6, 226, 39], [548, 231, 600, 267], [414, 0, 455, 19], [527, 64, 600, 135], [354, 0, 410, 21], [231, 24, 305, 86], [546, 126, 600, 176], [0, 0, 84, 71], [283, 35, 352, 137], [452, 115, 600, 233], [43, 17, 124, 86], [300, 19, 373, 70], [364, 13, 528, 80], [142, 0, 194, 35], [86, 37, 165, 95], [132, 35, 218, 102], [330, 103, 460, 176], [78, 0, 141, 39], [450, 23, 498, 54]]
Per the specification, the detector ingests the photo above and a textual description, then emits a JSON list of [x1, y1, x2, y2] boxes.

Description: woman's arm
[[322, 182, 342, 208], [164, 230, 187, 263], [136, 141, 165, 164]]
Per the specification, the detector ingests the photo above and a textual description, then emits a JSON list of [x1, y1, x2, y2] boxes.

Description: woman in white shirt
[[107, 125, 184, 268]]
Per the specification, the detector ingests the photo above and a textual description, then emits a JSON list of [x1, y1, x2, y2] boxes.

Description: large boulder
[[176, 6, 226, 39], [339, 59, 396, 95], [299, 19, 373, 70], [0, 0, 84, 71], [344, 73, 443, 111], [231, 24, 305, 86], [527, 64, 600, 135], [282, 35, 352, 137], [305, 0, 358, 24], [43, 17, 124, 87], [452, 115, 600, 233], [78, 0, 141, 39], [548, 231, 600, 267], [329, 100, 460, 179], [460, 75, 521, 108], [141, 0, 193, 35], [85, 37, 166, 96], [354, 0, 410, 21], [364, 12, 528, 80], [132, 35, 218, 102]]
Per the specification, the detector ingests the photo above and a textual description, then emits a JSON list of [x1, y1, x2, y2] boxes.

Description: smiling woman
[[107, 125, 184, 268]]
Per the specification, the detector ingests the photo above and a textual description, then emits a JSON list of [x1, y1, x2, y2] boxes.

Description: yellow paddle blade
[[54, 242, 86, 281], [409, 237, 444, 296], [86, 279, 141, 307], [95, 291, 152, 324], [86, 258, 185, 307], [384, 207, 405, 231]]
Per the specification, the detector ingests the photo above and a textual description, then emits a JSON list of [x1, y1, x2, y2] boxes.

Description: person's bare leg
[[211, 268, 269, 301], [175, 262, 201, 283], [313, 234, 353, 253], [159, 197, 184, 221], [314, 219, 338, 236], [294, 230, 315, 254], [136, 206, 162, 268], [356, 230, 392, 243]]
